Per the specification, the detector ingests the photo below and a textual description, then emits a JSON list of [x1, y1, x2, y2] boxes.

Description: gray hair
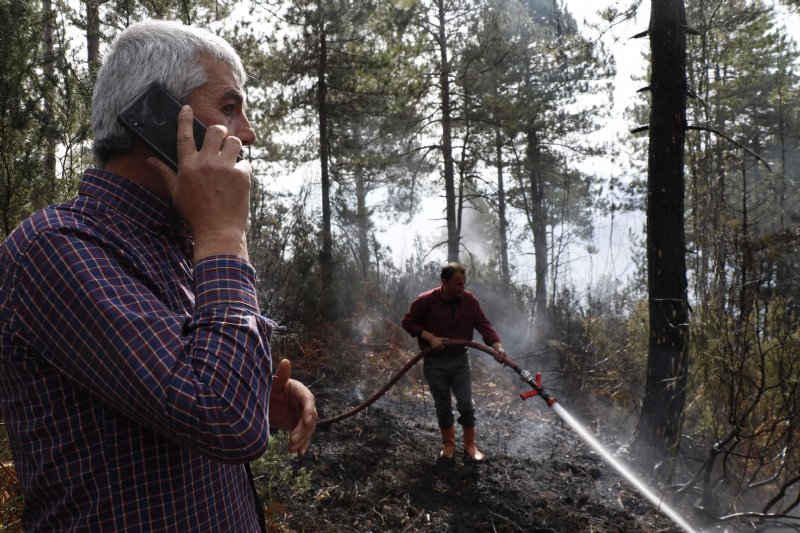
[[91, 19, 247, 166]]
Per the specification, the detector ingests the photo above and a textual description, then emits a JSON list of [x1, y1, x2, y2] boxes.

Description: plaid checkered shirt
[[0, 169, 272, 531]]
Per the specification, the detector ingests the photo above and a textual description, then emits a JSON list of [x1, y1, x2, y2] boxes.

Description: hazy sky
[[382, 2, 652, 288], [372, 1, 800, 290]]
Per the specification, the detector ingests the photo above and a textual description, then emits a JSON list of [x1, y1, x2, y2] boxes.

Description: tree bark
[[435, 0, 459, 262], [85, 0, 103, 75], [633, 0, 690, 465], [355, 168, 369, 277], [495, 130, 510, 287], [526, 129, 548, 326], [40, 0, 57, 208], [317, 22, 333, 316]]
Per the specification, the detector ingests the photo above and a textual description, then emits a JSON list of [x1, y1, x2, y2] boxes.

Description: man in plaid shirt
[[0, 20, 316, 532]]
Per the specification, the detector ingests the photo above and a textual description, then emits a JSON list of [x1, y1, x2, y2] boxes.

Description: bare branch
[[686, 124, 772, 172]]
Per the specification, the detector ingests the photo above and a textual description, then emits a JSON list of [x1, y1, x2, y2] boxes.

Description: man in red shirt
[[402, 262, 507, 462]]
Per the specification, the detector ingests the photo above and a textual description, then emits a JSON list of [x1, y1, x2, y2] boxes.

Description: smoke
[[459, 205, 495, 265]]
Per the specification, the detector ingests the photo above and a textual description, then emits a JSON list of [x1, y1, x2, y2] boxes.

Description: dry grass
[[1, 420, 22, 530], [0, 460, 22, 532]]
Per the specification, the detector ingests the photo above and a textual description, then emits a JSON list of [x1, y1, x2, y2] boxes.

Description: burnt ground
[[0, 341, 777, 532], [257, 346, 696, 533]]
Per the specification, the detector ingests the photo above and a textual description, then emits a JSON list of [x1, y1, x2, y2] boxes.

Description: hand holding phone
[[118, 83, 252, 261], [117, 83, 208, 171]]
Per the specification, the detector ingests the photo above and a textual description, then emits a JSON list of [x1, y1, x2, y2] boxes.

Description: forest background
[[2, 0, 800, 529]]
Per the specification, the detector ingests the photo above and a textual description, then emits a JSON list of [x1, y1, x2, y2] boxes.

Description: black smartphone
[[116, 83, 207, 171]]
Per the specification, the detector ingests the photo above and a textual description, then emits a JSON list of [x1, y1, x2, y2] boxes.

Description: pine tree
[[458, 0, 613, 326], [253, 0, 426, 320]]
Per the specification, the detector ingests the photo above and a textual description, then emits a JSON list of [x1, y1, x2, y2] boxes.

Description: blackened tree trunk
[[633, 0, 691, 465], [355, 166, 369, 278]]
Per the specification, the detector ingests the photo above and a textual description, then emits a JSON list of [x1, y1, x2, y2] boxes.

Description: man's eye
[[222, 105, 235, 117]]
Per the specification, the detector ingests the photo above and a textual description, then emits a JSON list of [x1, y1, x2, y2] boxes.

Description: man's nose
[[236, 114, 256, 146]]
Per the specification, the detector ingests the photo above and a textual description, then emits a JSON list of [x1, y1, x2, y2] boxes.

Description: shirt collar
[[79, 169, 190, 237], [436, 286, 461, 303]]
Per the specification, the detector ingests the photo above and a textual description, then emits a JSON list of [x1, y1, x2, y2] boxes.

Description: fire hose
[[312, 339, 698, 533], [316, 339, 504, 427]]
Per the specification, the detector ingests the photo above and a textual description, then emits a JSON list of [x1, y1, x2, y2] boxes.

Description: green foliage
[[676, 0, 800, 500], [0, 1, 86, 237], [251, 0, 430, 285], [546, 278, 649, 432], [248, 179, 322, 327], [686, 295, 800, 517], [250, 430, 312, 504], [95, 0, 236, 28], [453, 0, 615, 320], [673, 4, 800, 516], [686, 0, 800, 304]]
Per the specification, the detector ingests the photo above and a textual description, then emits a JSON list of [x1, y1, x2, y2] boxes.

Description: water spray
[[503, 358, 697, 533], [315, 339, 698, 533]]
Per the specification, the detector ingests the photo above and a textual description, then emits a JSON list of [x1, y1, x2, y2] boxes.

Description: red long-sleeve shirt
[[401, 287, 501, 351]]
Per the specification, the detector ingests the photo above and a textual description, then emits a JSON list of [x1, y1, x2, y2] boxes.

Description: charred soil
[[258, 345, 688, 533]]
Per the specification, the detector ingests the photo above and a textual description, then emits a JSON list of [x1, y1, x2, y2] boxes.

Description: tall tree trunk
[[355, 168, 369, 277], [495, 129, 510, 287], [776, 86, 786, 231], [317, 24, 333, 316], [85, 0, 103, 76], [39, 0, 56, 208], [633, 0, 690, 465], [350, 126, 370, 278], [526, 129, 548, 326], [436, 0, 458, 262]]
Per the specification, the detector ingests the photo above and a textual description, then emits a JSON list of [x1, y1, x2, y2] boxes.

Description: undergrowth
[[251, 430, 312, 529]]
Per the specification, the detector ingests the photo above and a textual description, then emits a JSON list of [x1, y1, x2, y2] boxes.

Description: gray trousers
[[423, 351, 475, 428]]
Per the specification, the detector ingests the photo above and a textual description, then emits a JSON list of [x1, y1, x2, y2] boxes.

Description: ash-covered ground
[[256, 348, 699, 532]]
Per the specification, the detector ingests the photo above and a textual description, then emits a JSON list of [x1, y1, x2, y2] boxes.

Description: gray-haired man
[[0, 20, 316, 531]]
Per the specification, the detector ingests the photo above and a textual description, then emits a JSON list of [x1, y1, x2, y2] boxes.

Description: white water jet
[[550, 402, 698, 533]]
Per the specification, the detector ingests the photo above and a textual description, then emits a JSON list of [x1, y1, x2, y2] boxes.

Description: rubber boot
[[463, 426, 485, 462], [439, 426, 456, 460]]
